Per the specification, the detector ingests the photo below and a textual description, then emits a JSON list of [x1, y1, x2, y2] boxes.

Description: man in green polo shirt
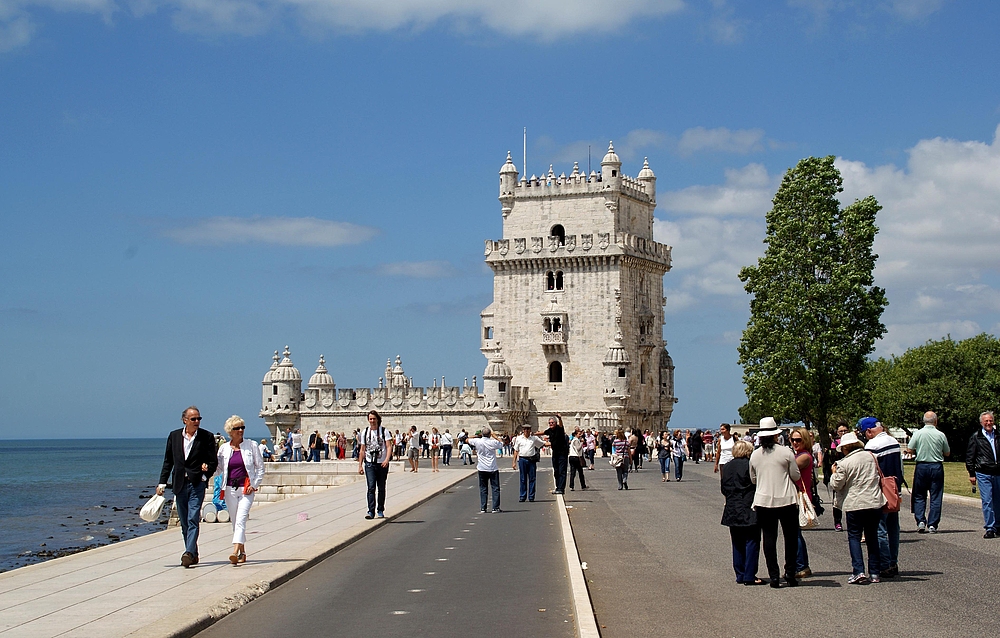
[[905, 411, 950, 533]]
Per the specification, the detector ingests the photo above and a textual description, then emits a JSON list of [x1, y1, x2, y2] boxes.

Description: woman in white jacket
[[216, 416, 265, 565]]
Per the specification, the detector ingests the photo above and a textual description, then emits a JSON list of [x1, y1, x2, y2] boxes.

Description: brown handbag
[[871, 452, 900, 513]]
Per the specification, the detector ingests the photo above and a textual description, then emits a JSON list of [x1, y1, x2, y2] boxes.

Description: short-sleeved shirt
[[362, 426, 392, 464], [472, 437, 503, 472], [514, 434, 543, 457], [909, 425, 950, 463]]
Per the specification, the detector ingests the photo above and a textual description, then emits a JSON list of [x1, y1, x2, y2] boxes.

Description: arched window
[[548, 361, 563, 383], [546, 271, 555, 290], [551, 224, 565, 246], [543, 317, 552, 332], [555, 271, 563, 290], [498, 381, 507, 393], [484, 326, 493, 340]]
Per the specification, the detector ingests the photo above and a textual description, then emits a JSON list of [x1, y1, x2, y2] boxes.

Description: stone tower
[[482, 143, 677, 432]]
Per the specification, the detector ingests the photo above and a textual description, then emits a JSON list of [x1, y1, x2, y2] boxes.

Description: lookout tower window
[[498, 382, 507, 393], [618, 367, 627, 378], [272, 385, 278, 395], [551, 224, 565, 246], [484, 326, 493, 340], [548, 361, 563, 383], [546, 270, 564, 291]]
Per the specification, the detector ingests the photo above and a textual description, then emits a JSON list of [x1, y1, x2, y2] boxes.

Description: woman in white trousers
[[216, 416, 265, 565]]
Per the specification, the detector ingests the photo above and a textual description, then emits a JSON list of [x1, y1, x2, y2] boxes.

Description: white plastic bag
[[140, 494, 167, 522], [797, 491, 818, 529]]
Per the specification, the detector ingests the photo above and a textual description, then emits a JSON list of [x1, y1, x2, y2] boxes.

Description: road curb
[[556, 494, 601, 638], [144, 471, 476, 638]]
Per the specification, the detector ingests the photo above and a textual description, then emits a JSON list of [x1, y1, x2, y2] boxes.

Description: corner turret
[[603, 331, 630, 416], [601, 141, 622, 188], [499, 151, 518, 218], [637, 157, 656, 203]]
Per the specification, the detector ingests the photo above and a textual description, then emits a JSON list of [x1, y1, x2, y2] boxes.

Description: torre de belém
[[259, 143, 677, 438]]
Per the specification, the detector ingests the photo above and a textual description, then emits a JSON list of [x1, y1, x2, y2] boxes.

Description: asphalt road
[[197, 470, 575, 638], [567, 457, 1000, 638]]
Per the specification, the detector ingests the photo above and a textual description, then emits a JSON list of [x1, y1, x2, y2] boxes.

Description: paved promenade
[[568, 459, 1000, 638], [0, 466, 476, 638]]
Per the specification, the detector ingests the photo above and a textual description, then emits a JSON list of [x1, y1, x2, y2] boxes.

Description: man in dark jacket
[[157, 406, 218, 567], [966, 411, 1000, 539], [543, 415, 569, 494]]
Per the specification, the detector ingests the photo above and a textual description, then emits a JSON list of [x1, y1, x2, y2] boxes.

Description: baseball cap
[[857, 417, 880, 432]]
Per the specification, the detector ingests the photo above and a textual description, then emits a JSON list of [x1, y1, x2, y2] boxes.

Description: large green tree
[[869, 334, 1000, 455], [738, 156, 888, 447]]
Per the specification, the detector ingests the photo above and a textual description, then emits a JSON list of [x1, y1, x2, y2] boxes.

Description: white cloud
[[657, 124, 1000, 357], [376, 260, 458, 278], [887, 0, 947, 20], [0, 0, 684, 50], [677, 126, 767, 156], [659, 163, 776, 216], [162, 216, 378, 246]]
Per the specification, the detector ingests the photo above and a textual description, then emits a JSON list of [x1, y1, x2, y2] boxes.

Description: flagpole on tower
[[523, 127, 527, 178]]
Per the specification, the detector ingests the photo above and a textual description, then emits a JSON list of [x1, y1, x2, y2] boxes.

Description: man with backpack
[[358, 410, 393, 519]]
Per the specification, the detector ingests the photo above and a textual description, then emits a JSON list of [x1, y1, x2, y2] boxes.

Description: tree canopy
[[868, 333, 1000, 456], [737, 156, 888, 445]]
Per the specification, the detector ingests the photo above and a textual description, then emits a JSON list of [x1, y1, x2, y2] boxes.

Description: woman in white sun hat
[[749, 417, 802, 588]]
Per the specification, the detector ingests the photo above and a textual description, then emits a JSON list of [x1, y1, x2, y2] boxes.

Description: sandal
[[237, 552, 246, 564], [229, 554, 239, 566]]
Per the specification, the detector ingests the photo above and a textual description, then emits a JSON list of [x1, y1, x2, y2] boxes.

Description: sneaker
[[869, 574, 881, 583], [917, 522, 927, 533], [795, 568, 812, 579], [928, 526, 937, 534], [364, 513, 374, 520], [376, 512, 385, 518], [987, 529, 998, 539], [847, 574, 868, 585], [492, 508, 502, 513], [480, 508, 487, 513], [834, 523, 843, 532]]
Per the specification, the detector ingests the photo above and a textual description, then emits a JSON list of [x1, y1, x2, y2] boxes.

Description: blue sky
[[2, 1, 999, 439]]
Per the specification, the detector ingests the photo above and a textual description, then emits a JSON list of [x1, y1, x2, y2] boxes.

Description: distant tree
[[869, 334, 1000, 456], [738, 156, 888, 448]]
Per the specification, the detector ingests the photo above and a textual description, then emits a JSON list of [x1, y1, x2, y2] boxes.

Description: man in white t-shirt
[[469, 427, 504, 513], [357, 411, 393, 519], [512, 424, 545, 502], [406, 426, 420, 473], [440, 430, 454, 466]]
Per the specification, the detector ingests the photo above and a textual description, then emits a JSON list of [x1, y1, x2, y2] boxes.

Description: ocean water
[[0, 439, 171, 572]]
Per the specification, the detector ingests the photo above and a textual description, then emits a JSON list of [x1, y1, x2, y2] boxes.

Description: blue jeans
[[479, 470, 500, 510], [878, 510, 900, 570], [729, 526, 761, 583], [442, 445, 453, 465], [173, 479, 206, 557], [293, 448, 303, 462], [552, 454, 568, 492], [518, 457, 537, 501], [796, 530, 809, 572], [364, 462, 389, 516], [309, 448, 321, 462], [912, 462, 944, 528], [658, 455, 670, 476], [672, 455, 685, 480], [846, 508, 882, 577], [976, 472, 1000, 530], [615, 464, 629, 488]]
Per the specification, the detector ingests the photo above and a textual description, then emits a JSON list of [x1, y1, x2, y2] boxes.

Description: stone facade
[[482, 143, 677, 432], [259, 143, 676, 438]]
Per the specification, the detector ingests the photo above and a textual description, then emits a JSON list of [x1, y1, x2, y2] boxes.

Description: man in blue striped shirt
[[862, 417, 903, 578]]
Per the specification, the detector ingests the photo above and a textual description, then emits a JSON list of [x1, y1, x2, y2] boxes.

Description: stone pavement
[[0, 466, 476, 638]]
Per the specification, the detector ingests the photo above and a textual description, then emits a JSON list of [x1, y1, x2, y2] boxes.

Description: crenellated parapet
[[485, 231, 671, 270]]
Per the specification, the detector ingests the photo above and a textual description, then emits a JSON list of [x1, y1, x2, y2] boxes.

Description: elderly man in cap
[[861, 417, 903, 578], [512, 424, 545, 502]]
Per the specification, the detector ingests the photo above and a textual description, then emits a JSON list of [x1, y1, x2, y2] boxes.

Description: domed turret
[[637, 157, 656, 201], [260, 346, 302, 437], [272, 346, 302, 382], [499, 151, 518, 218], [308, 354, 334, 388], [483, 346, 514, 414], [262, 350, 279, 383], [603, 331, 630, 414], [601, 141, 622, 187]]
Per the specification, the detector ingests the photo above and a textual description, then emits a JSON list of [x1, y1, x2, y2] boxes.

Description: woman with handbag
[[671, 429, 689, 481], [749, 418, 801, 588], [612, 429, 630, 490], [656, 431, 672, 482], [790, 427, 815, 579], [216, 416, 265, 566], [721, 440, 764, 585], [829, 432, 886, 584]]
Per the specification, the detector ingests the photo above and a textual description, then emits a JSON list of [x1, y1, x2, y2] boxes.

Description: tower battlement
[[511, 166, 652, 203], [484, 231, 671, 269]]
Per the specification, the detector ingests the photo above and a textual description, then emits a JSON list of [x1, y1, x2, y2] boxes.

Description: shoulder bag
[[797, 491, 819, 528], [870, 452, 900, 513]]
